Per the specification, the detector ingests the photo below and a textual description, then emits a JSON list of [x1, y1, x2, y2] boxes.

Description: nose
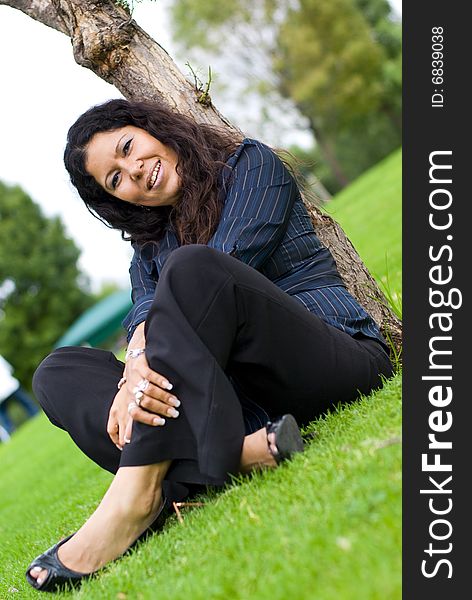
[[127, 158, 144, 181]]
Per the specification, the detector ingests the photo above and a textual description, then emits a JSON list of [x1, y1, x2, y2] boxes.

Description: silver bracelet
[[125, 347, 146, 361]]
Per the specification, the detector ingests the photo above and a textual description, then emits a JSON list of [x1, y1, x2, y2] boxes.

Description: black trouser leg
[[124, 245, 392, 481], [33, 347, 124, 474], [32, 347, 197, 500]]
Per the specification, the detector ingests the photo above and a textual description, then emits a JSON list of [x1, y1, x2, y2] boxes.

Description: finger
[[125, 356, 174, 391], [124, 418, 133, 444], [118, 415, 131, 447], [128, 402, 166, 427], [107, 414, 121, 448], [138, 394, 180, 419], [135, 382, 180, 408]]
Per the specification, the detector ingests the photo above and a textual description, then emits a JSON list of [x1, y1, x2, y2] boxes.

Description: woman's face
[[85, 125, 181, 207]]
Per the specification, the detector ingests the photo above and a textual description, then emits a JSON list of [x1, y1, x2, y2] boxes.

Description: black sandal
[[25, 533, 90, 592], [266, 414, 305, 464], [25, 495, 171, 593]]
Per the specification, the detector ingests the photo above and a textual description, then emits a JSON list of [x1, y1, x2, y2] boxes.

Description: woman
[[26, 99, 393, 591]]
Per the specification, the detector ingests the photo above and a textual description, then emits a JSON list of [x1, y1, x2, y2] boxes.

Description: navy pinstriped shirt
[[122, 139, 387, 355]]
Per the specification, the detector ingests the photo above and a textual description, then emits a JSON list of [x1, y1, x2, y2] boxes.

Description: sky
[[0, 1, 402, 292]]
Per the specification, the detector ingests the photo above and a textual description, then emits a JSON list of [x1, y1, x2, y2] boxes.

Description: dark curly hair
[[64, 99, 243, 246]]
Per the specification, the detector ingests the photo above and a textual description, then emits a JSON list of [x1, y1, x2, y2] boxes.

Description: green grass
[[0, 375, 401, 599], [324, 148, 402, 299], [0, 150, 402, 598]]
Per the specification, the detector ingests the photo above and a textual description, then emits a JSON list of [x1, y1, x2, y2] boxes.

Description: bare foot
[[28, 461, 170, 587], [239, 427, 278, 474]]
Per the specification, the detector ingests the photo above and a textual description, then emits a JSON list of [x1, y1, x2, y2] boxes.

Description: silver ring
[[127, 401, 137, 415], [134, 391, 144, 406], [117, 376, 127, 390], [137, 378, 149, 392]]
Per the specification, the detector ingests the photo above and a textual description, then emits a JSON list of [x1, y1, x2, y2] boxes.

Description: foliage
[[0, 181, 92, 388], [186, 62, 213, 106], [170, 0, 401, 192], [114, 0, 157, 17]]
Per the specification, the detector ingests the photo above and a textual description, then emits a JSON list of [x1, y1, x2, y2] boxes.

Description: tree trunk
[[0, 0, 402, 353]]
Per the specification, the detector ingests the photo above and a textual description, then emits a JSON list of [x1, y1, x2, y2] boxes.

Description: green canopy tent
[[55, 290, 132, 348]]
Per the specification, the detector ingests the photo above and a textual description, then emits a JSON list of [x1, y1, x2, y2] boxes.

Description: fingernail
[[116, 444, 123, 451], [162, 379, 173, 390], [167, 407, 179, 418], [124, 437, 131, 444], [169, 396, 181, 407], [153, 417, 166, 426]]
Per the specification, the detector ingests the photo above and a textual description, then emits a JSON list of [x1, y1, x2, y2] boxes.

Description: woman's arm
[[208, 140, 298, 269], [122, 245, 158, 343]]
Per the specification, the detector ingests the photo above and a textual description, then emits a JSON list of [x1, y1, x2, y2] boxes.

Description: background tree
[[0, 181, 92, 387], [0, 0, 401, 350], [170, 0, 402, 192]]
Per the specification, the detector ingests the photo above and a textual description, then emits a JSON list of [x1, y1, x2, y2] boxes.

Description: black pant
[[33, 245, 393, 489]]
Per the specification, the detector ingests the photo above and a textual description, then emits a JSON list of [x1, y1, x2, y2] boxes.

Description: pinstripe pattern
[[123, 139, 385, 349]]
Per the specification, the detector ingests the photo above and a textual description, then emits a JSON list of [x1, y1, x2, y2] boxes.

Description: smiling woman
[[25, 98, 393, 592], [85, 126, 181, 207], [63, 99, 241, 246]]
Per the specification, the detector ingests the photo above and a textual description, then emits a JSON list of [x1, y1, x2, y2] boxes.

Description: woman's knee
[[158, 245, 229, 297], [31, 349, 69, 427], [32, 350, 61, 402], [32, 347, 92, 406], [163, 244, 223, 274]]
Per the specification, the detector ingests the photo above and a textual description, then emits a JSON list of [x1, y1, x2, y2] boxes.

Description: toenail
[[37, 577, 43, 584], [32, 566, 42, 572]]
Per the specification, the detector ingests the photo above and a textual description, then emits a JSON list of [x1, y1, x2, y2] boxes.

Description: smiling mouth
[[148, 160, 162, 189]]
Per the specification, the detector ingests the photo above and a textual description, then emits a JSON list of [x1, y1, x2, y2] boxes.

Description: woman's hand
[[123, 352, 181, 426], [107, 353, 180, 449], [107, 322, 180, 447], [107, 353, 180, 450]]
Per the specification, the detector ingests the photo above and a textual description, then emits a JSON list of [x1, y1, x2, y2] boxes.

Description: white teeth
[[150, 161, 161, 188]]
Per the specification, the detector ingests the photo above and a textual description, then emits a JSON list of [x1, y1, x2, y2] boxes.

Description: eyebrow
[[104, 133, 127, 190]]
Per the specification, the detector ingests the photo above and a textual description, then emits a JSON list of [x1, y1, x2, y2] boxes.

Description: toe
[[267, 432, 278, 456], [29, 567, 48, 585], [29, 566, 42, 579]]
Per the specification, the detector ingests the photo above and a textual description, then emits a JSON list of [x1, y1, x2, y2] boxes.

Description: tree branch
[[0, 0, 68, 35]]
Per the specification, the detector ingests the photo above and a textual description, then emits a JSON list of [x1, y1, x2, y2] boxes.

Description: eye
[[111, 172, 120, 189], [123, 139, 132, 155]]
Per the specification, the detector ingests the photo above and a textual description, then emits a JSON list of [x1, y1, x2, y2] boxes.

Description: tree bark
[[1, 0, 402, 353]]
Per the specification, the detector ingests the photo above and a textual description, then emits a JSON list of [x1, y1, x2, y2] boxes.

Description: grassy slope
[[324, 148, 402, 296], [0, 151, 402, 599], [0, 376, 401, 599]]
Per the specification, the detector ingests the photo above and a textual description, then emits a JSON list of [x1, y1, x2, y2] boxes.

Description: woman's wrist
[[125, 347, 145, 360], [127, 322, 146, 352], [120, 322, 146, 385]]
